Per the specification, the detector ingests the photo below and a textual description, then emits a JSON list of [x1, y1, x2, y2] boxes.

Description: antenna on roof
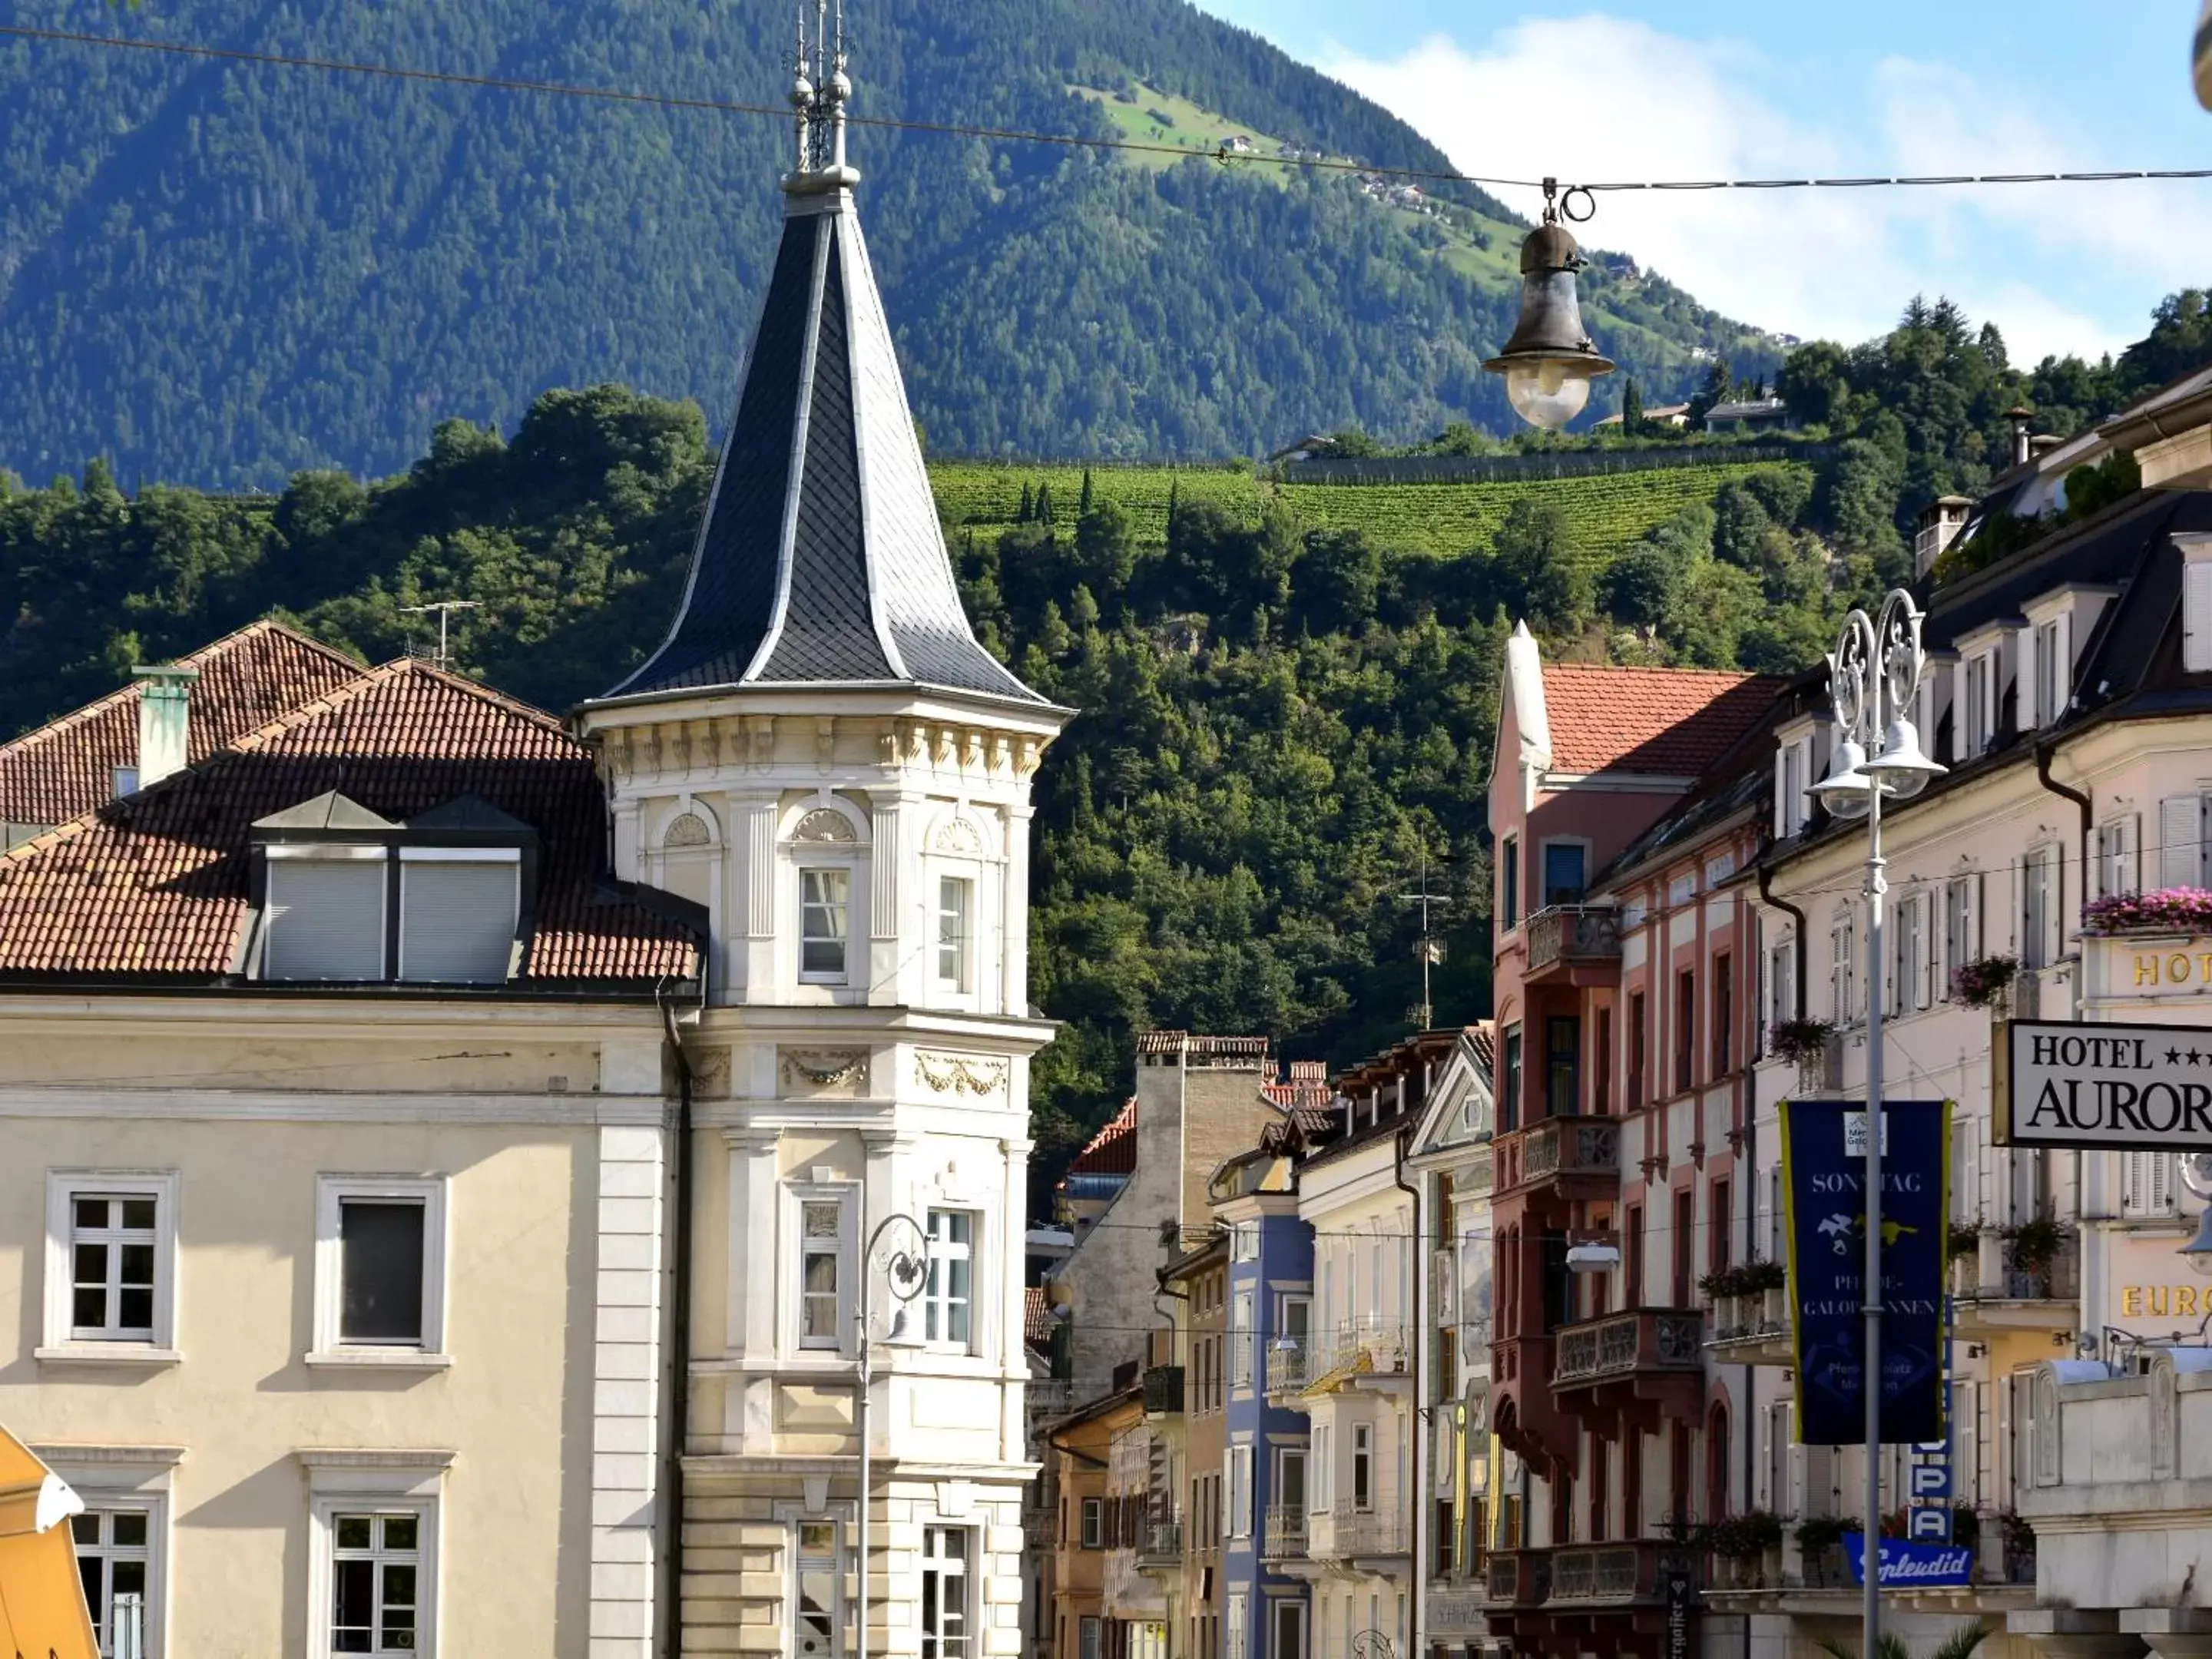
[[399, 600, 480, 671], [1394, 844, 1457, 1031]]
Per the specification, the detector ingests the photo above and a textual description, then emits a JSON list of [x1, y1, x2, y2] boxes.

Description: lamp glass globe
[[1504, 358, 1595, 431]]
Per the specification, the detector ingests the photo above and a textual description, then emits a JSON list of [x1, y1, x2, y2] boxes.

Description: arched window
[[926, 810, 995, 1007], [784, 800, 867, 988], [657, 808, 718, 911]]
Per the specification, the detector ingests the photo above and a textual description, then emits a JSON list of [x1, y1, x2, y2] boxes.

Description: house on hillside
[[1593, 404, 1691, 432], [1701, 396, 1793, 435]]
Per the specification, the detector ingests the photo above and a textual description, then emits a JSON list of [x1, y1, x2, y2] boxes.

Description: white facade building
[[573, 34, 1069, 1659]]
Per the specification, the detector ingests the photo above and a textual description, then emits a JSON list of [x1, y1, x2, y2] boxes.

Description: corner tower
[[574, 11, 1068, 1654]]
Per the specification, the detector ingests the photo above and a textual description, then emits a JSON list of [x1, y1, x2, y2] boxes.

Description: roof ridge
[[222, 657, 567, 760], [0, 615, 361, 767]]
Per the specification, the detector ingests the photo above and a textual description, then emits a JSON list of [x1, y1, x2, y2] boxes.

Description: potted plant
[[1700, 1263, 1744, 1330], [1794, 1515, 1852, 1588], [1770, 1017, 1835, 1065], [1949, 1504, 1980, 1549], [1949, 954, 2018, 1011], [1707, 1510, 1785, 1588], [1994, 1509, 2036, 1583], [2082, 888, 2212, 936], [1948, 1220, 1984, 1296], [2002, 1215, 2070, 1295], [1737, 1257, 1787, 1328]]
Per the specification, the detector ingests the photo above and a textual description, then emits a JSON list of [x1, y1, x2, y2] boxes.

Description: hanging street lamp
[[1483, 179, 1616, 430]]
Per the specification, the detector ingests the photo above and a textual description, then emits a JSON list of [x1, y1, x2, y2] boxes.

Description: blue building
[[1212, 1101, 1324, 1659]]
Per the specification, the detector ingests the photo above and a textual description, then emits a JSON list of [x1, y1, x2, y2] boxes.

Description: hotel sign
[[1996, 1019, 2212, 1150]]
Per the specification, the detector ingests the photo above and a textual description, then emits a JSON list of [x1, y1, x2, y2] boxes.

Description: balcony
[[1136, 1514, 1184, 1571], [1551, 1309, 1706, 1431], [1706, 1285, 1793, 1365], [1143, 1364, 1186, 1416], [1952, 1234, 2079, 1337], [1300, 1319, 1411, 1393], [1485, 1544, 1700, 1612], [1524, 904, 1621, 984], [1485, 1549, 1551, 1608], [1310, 1506, 1410, 1561], [1261, 1505, 1309, 1563], [1498, 1116, 1621, 1205], [1550, 1543, 1700, 1607], [1266, 1337, 1314, 1396]]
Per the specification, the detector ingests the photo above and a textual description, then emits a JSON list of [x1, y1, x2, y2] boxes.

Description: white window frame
[[1946, 875, 1982, 986], [1764, 939, 1795, 1050], [1830, 907, 1856, 1026], [789, 1515, 846, 1659], [301, 1451, 449, 1659], [310, 1176, 451, 1369], [1081, 1496, 1104, 1549], [1964, 651, 1995, 755], [1227, 1593, 1249, 1659], [44, 1447, 179, 1659], [935, 873, 975, 993], [1351, 1425, 1373, 1514], [42, 1171, 180, 1364], [1272, 1598, 1309, 1659], [2032, 618, 2061, 729], [2024, 846, 2059, 970], [920, 1525, 973, 1659], [1228, 1443, 1254, 1538], [790, 1184, 857, 1356], [1080, 1618, 1103, 1659], [923, 1208, 977, 1353], [2186, 547, 2212, 674], [1231, 1222, 1260, 1263], [2097, 816, 2139, 899], [2124, 1151, 2177, 1219], [799, 866, 855, 985], [1498, 834, 1519, 932]]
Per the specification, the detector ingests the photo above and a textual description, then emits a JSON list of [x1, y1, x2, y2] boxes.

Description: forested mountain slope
[[0, 0, 1780, 485]]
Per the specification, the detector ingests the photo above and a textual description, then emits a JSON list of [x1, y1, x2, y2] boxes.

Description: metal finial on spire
[[785, 0, 859, 189]]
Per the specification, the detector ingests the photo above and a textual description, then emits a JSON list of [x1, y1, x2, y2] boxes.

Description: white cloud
[[1313, 14, 2190, 362]]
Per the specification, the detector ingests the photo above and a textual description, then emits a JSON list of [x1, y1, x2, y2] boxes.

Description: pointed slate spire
[[606, 14, 1039, 705]]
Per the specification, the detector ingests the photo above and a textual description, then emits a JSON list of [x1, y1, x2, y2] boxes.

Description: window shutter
[[1920, 896, 1937, 1009], [2165, 796, 2205, 889], [2124, 1151, 2150, 1217], [265, 859, 387, 980], [2187, 560, 2212, 673], [1973, 873, 1985, 959], [399, 859, 519, 982], [2154, 1152, 2175, 1215]]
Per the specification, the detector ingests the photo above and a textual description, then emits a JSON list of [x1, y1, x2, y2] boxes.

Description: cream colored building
[[570, 41, 1069, 1659], [0, 647, 702, 1659], [1745, 398, 2212, 1658]]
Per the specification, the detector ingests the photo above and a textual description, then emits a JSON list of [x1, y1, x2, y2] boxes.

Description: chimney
[[1914, 496, 1974, 578], [2006, 404, 2036, 469], [132, 665, 200, 791]]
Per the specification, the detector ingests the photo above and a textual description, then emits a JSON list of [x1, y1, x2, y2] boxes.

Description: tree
[[1074, 500, 1138, 601], [1621, 379, 1645, 435], [1687, 359, 1734, 426], [1490, 498, 1591, 633], [1079, 469, 1095, 517]]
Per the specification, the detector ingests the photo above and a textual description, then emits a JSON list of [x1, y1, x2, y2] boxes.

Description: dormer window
[[111, 766, 139, 800], [265, 846, 390, 982], [1963, 651, 1995, 756], [253, 793, 531, 985]]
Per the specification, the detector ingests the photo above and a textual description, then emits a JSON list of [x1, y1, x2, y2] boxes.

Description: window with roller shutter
[[398, 852, 519, 982], [264, 853, 389, 981]]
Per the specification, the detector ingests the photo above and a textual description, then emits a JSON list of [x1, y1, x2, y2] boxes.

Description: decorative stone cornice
[[916, 1053, 1008, 1097]]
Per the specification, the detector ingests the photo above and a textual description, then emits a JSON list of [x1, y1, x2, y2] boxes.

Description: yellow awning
[[0, 1424, 101, 1659]]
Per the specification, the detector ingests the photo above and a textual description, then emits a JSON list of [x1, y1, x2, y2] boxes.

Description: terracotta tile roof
[[0, 658, 697, 985], [0, 621, 363, 828], [1541, 664, 1783, 776], [1067, 1098, 1137, 1177]]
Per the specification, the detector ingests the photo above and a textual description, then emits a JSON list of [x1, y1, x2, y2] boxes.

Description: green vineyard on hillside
[[926, 458, 1816, 559]]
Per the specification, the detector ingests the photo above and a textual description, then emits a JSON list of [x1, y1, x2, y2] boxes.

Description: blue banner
[[1844, 1533, 1973, 1588], [1780, 1099, 1951, 1445]]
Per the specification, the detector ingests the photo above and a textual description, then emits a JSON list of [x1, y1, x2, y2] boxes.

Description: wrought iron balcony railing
[[1552, 1309, 1706, 1388], [1525, 904, 1621, 976]]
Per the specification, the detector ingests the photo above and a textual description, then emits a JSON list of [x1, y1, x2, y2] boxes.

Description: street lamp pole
[[856, 1212, 928, 1659], [1812, 589, 1942, 1659]]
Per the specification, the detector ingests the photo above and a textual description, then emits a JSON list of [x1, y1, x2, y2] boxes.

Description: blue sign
[[1906, 1380, 1953, 1543], [1780, 1099, 1952, 1445], [1843, 1533, 1974, 1588]]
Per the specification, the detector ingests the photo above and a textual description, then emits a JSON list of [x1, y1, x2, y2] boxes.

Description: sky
[[1188, 1, 2212, 363]]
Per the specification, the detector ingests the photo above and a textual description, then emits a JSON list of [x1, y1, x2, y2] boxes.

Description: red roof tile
[[1067, 1098, 1137, 1177], [1541, 664, 1783, 775], [0, 658, 697, 985], [0, 621, 364, 828]]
